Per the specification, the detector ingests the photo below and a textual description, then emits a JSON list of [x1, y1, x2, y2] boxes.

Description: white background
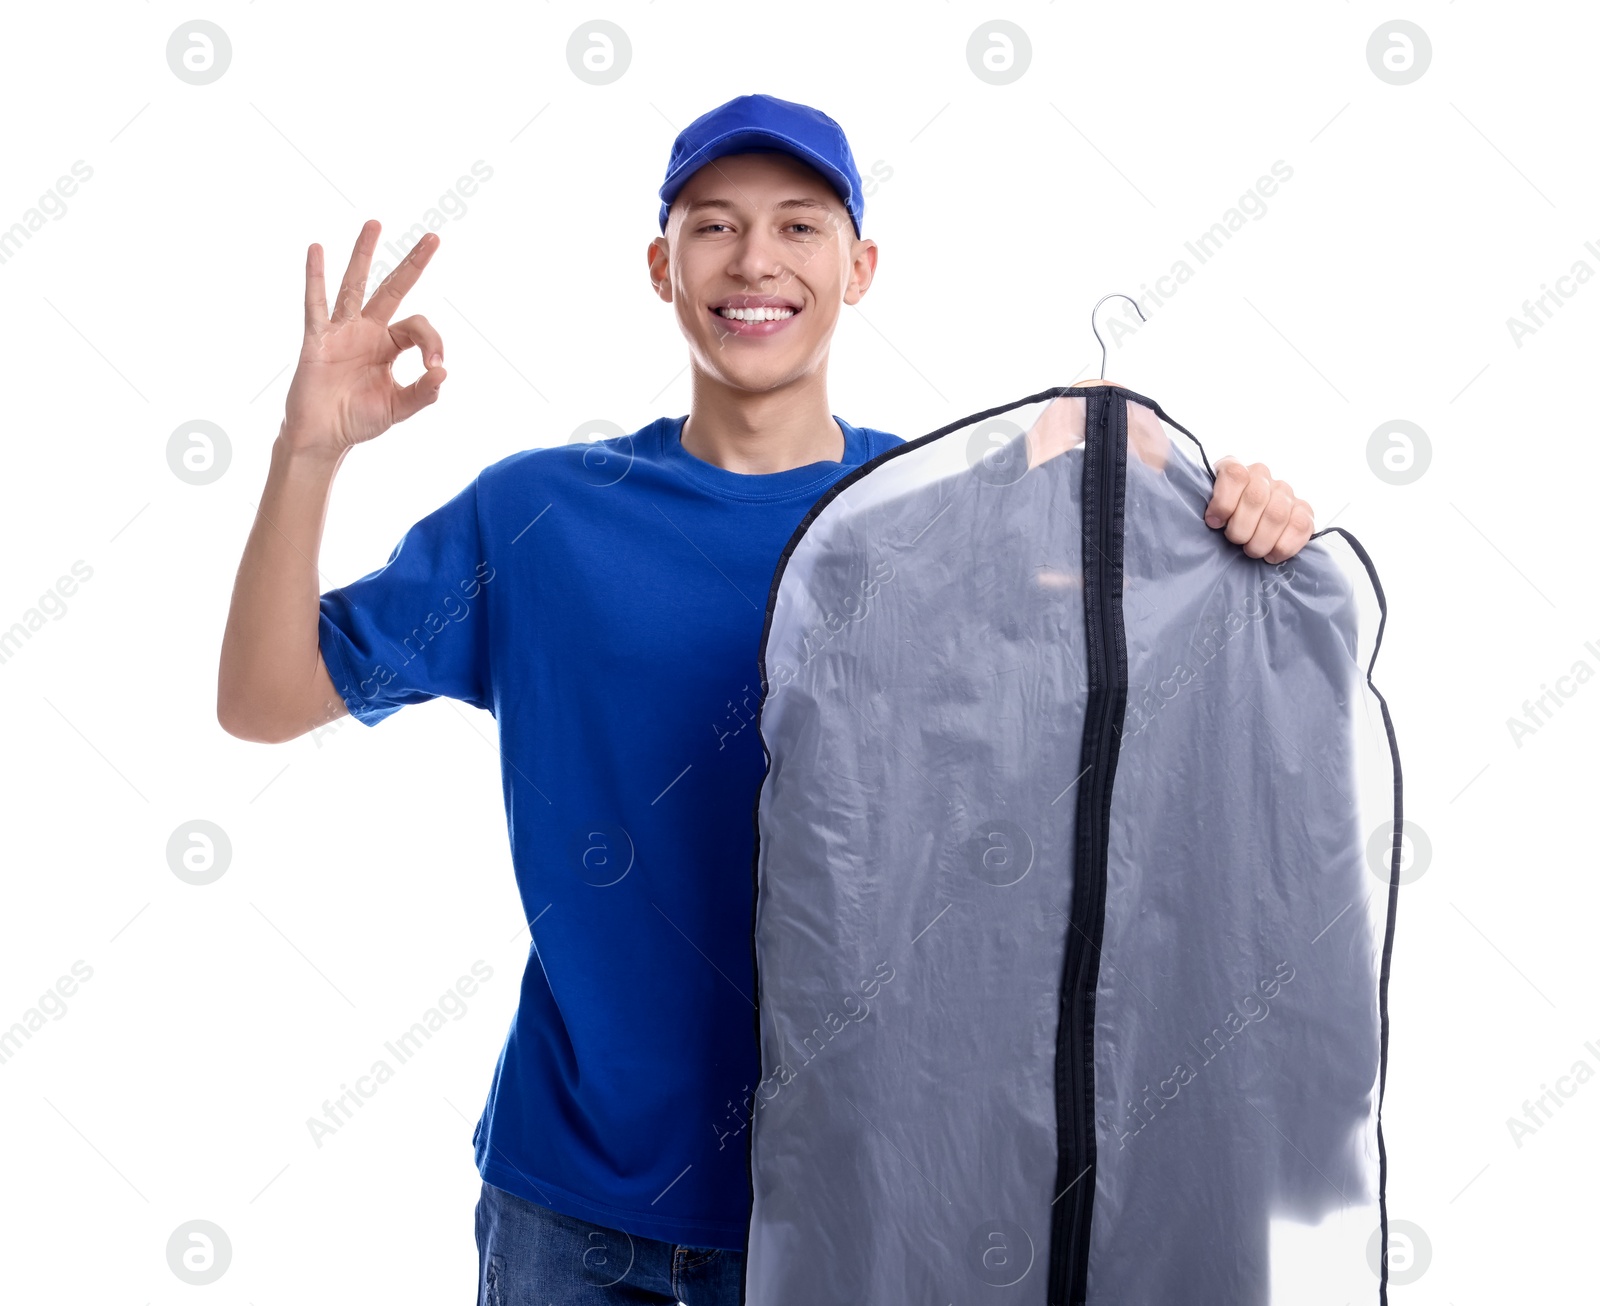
[[1, 1, 1595, 1301]]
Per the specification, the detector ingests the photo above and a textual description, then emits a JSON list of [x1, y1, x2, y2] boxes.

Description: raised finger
[[365, 232, 440, 326], [390, 315, 444, 370], [333, 219, 381, 322], [304, 242, 329, 332]]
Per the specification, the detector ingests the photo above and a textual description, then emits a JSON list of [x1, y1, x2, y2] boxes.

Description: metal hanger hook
[[1091, 292, 1147, 379]]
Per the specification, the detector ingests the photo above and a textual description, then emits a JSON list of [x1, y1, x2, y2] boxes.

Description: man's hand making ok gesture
[[282, 219, 448, 455], [219, 219, 448, 744]]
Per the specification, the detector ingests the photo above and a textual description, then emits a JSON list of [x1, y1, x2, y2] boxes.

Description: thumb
[[393, 365, 446, 424]]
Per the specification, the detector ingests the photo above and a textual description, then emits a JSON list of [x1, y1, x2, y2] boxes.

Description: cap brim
[[658, 127, 858, 235]]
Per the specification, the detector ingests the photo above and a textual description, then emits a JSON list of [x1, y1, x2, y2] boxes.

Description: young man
[[217, 94, 1315, 1304]]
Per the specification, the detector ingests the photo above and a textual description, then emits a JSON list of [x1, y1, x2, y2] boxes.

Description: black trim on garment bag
[[1307, 523, 1404, 1306]]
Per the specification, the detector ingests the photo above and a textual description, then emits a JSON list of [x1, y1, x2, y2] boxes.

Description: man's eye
[[788, 223, 818, 235], [699, 222, 731, 233]]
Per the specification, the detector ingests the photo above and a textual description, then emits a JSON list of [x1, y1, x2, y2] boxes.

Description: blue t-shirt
[[317, 413, 904, 1248]]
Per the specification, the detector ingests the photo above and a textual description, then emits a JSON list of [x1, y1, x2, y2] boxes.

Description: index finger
[[363, 232, 441, 326], [1204, 455, 1248, 527]]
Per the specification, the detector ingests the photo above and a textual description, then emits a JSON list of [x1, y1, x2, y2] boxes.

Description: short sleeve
[[318, 476, 495, 726]]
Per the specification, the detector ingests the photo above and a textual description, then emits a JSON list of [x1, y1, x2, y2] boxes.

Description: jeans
[[474, 1180, 746, 1305]]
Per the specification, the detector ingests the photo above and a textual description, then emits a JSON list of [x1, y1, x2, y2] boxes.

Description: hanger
[[1081, 293, 1177, 475], [1090, 292, 1148, 380]]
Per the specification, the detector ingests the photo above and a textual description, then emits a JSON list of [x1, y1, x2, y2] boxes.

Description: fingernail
[[1205, 514, 1221, 528], [428, 353, 442, 368]]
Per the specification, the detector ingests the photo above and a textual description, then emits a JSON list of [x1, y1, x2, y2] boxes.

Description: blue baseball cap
[[658, 94, 865, 238]]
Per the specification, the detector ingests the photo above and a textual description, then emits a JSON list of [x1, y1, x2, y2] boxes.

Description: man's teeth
[[716, 306, 797, 321]]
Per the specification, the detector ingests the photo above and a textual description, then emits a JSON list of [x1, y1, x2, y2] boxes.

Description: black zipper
[[1048, 386, 1129, 1305]]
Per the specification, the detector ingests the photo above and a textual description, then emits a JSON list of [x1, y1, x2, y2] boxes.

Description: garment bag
[[741, 384, 1403, 1305]]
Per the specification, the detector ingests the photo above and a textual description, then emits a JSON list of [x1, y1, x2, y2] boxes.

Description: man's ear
[[842, 238, 878, 307], [647, 236, 672, 303]]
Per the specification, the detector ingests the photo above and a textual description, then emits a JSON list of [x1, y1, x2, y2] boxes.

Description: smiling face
[[649, 151, 877, 396]]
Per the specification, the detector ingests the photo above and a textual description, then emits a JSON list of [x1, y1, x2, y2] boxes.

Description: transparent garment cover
[[742, 386, 1401, 1306]]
